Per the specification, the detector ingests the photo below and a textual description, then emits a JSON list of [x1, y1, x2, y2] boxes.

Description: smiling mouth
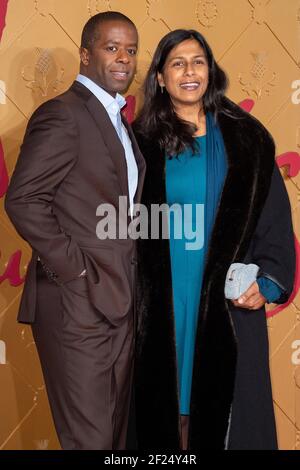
[[111, 71, 129, 80], [179, 82, 200, 90]]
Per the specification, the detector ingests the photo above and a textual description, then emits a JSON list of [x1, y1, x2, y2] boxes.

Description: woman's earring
[[160, 85, 164, 94]]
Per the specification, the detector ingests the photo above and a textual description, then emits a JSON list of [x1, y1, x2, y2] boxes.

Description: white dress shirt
[[76, 74, 138, 217]]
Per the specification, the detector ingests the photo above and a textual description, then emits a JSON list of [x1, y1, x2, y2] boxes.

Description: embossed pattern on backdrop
[[0, 0, 299, 450]]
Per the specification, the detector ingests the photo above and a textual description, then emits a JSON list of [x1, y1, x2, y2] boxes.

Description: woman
[[133, 29, 295, 450]]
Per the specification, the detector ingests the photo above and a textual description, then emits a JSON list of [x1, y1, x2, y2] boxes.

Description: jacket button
[[131, 258, 137, 265]]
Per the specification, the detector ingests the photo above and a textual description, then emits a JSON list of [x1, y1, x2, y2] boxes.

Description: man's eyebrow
[[102, 40, 138, 46]]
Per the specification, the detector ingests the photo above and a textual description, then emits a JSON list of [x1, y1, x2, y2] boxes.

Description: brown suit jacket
[[5, 81, 146, 326]]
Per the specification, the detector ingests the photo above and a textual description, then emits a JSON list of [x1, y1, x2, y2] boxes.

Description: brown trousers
[[32, 262, 134, 449]]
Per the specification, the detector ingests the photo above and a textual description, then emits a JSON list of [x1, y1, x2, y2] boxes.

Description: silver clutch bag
[[224, 263, 259, 300]]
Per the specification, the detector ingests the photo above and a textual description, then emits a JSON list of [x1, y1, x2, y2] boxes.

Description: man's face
[[80, 20, 138, 96]]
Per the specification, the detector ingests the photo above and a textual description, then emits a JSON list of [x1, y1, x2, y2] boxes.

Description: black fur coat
[[133, 98, 295, 450]]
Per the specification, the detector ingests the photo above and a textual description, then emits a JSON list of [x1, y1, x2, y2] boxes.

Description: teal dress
[[166, 136, 207, 415], [165, 133, 283, 416]]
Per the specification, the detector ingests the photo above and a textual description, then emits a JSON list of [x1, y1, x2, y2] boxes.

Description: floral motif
[[196, 0, 218, 28]]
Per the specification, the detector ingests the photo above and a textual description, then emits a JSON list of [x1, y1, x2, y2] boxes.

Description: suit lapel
[[85, 95, 129, 199], [71, 81, 145, 209], [85, 93, 146, 207]]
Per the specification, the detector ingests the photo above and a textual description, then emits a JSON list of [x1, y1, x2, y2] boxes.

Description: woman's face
[[157, 39, 209, 109]]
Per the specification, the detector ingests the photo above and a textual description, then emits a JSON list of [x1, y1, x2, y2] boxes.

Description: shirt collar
[[76, 74, 126, 115]]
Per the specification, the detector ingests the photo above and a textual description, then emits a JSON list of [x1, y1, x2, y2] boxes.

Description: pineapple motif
[[22, 48, 64, 97], [250, 51, 268, 80], [35, 48, 53, 77], [239, 50, 276, 100]]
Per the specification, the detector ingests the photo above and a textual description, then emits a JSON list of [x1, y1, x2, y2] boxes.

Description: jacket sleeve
[[252, 163, 296, 304], [5, 99, 85, 283]]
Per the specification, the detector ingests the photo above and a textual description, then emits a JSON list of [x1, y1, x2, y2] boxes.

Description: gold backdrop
[[0, 0, 299, 450]]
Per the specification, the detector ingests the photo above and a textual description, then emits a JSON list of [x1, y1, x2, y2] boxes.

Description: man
[[5, 11, 145, 450]]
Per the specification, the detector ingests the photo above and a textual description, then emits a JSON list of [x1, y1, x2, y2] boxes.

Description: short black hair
[[81, 11, 137, 50]]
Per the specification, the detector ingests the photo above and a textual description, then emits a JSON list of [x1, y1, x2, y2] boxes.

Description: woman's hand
[[231, 281, 267, 310]]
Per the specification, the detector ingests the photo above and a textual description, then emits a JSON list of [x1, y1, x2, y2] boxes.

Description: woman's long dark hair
[[134, 29, 229, 156]]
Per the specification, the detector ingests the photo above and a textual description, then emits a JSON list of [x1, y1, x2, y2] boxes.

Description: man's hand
[[231, 281, 267, 310]]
